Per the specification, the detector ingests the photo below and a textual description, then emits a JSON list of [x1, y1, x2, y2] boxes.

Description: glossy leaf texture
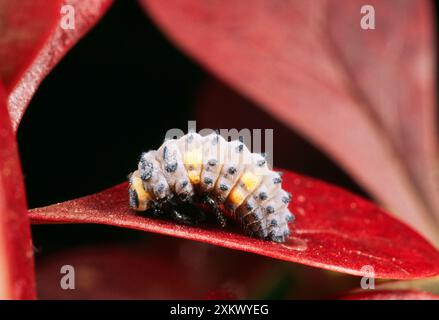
[[341, 290, 439, 300], [6, 0, 113, 131], [29, 170, 439, 280], [140, 0, 439, 245], [0, 85, 35, 299]]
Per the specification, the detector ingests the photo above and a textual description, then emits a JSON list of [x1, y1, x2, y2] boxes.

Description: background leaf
[[35, 239, 272, 299]]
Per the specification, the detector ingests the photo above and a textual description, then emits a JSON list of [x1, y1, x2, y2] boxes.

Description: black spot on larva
[[282, 196, 291, 204], [246, 203, 253, 211], [266, 206, 275, 214], [286, 213, 295, 222], [212, 135, 219, 145], [238, 136, 244, 142], [163, 146, 169, 160], [157, 183, 165, 194], [204, 177, 213, 185], [181, 180, 188, 188], [208, 159, 217, 166], [139, 158, 153, 180], [235, 144, 244, 153], [259, 192, 268, 200], [129, 189, 139, 208], [270, 219, 278, 227], [257, 159, 266, 167], [165, 162, 178, 173], [220, 184, 229, 191], [283, 229, 291, 237], [273, 176, 282, 184], [228, 166, 237, 175]]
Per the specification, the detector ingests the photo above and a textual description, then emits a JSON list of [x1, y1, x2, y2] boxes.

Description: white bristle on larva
[[129, 132, 294, 242]]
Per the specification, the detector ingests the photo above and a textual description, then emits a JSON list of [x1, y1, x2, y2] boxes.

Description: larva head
[[128, 170, 152, 211]]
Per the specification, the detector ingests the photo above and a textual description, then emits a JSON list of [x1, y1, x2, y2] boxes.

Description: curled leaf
[[0, 0, 61, 91], [29, 170, 439, 280], [6, 0, 113, 131]]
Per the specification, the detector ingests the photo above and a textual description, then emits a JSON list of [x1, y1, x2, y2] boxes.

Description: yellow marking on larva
[[241, 171, 261, 192], [132, 175, 152, 210], [184, 148, 203, 184], [229, 188, 245, 205], [183, 149, 203, 168], [188, 170, 201, 184]]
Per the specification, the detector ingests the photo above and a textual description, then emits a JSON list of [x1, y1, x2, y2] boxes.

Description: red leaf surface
[[35, 231, 360, 299], [5, 0, 113, 131], [0, 0, 60, 91], [140, 0, 439, 244], [29, 171, 439, 280], [341, 290, 439, 300], [36, 238, 273, 299], [0, 85, 35, 299]]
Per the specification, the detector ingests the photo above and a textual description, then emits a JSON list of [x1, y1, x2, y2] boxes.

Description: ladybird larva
[[128, 132, 294, 242]]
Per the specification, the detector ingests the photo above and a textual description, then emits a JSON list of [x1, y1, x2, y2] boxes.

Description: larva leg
[[203, 195, 227, 228], [151, 201, 162, 216], [169, 207, 197, 226], [154, 196, 204, 226], [185, 204, 207, 225]]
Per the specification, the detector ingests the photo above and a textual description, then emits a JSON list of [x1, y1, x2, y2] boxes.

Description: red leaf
[[0, 85, 35, 299], [0, 0, 61, 91], [36, 238, 270, 299], [5, 0, 113, 131], [140, 0, 439, 244], [341, 290, 439, 300], [29, 170, 439, 280]]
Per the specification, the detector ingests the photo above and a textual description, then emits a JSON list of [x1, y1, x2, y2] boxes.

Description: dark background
[[18, 1, 366, 255]]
